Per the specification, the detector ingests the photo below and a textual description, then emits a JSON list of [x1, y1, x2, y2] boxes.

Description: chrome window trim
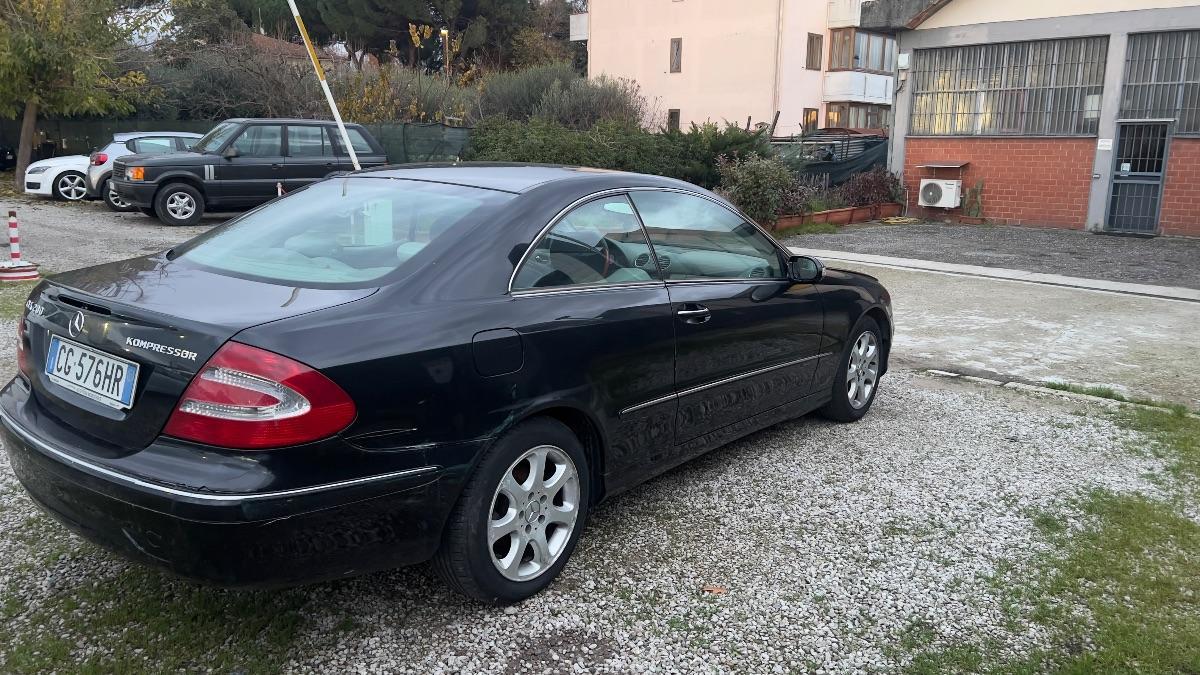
[[507, 186, 794, 295], [512, 281, 666, 298], [619, 352, 833, 416], [0, 407, 438, 503]]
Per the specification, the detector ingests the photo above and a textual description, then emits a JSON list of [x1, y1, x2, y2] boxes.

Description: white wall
[[920, 0, 1200, 29], [777, 0, 833, 136]]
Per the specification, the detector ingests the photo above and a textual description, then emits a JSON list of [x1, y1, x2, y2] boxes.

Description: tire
[[820, 316, 884, 423], [433, 417, 590, 604], [101, 179, 136, 212], [51, 171, 88, 201], [153, 182, 205, 226]]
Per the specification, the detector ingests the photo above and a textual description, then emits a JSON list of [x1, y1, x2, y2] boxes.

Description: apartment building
[[573, 0, 896, 137], [868, 0, 1200, 236]]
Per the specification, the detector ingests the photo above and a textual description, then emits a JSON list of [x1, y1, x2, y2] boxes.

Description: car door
[[628, 189, 825, 445], [283, 125, 339, 192], [508, 194, 678, 495], [216, 123, 284, 205]]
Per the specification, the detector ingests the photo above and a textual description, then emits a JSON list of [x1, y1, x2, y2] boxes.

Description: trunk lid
[[23, 254, 374, 451]]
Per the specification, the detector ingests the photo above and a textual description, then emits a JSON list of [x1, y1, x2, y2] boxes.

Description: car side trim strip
[[0, 407, 439, 503], [619, 352, 833, 416]]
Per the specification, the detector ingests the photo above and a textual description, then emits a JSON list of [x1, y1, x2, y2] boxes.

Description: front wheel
[[101, 179, 136, 212], [52, 171, 88, 201], [820, 317, 884, 423], [153, 183, 205, 226], [433, 418, 589, 604]]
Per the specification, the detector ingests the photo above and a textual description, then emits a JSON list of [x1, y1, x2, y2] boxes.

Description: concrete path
[[791, 249, 1200, 409]]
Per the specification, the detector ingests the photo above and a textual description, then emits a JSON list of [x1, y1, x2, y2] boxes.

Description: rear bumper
[[109, 179, 157, 209], [1, 380, 473, 587], [86, 169, 110, 198]]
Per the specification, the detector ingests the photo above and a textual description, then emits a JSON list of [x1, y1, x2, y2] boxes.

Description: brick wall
[[1160, 138, 1200, 237], [902, 137, 1095, 229]]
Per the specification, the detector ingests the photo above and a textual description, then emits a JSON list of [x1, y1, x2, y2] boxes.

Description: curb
[[791, 247, 1200, 303]]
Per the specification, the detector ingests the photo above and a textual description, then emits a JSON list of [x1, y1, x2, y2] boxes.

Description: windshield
[[177, 177, 514, 286], [192, 122, 240, 153]]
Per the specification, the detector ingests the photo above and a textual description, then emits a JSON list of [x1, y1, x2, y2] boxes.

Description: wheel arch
[[511, 403, 607, 507], [862, 305, 892, 375], [153, 174, 207, 200]]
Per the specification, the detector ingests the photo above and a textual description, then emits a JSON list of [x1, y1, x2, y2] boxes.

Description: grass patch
[[904, 407, 1200, 673], [1041, 381, 1191, 415], [1, 562, 310, 674], [774, 221, 840, 237], [0, 278, 41, 320]]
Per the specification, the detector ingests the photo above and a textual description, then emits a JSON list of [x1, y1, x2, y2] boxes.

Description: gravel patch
[[782, 222, 1200, 289]]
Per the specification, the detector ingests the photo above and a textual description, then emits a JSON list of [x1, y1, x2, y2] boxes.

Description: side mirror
[[222, 146, 239, 159], [789, 255, 824, 283]]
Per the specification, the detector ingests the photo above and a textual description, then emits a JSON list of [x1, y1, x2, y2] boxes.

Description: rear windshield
[[177, 177, 514, 286]]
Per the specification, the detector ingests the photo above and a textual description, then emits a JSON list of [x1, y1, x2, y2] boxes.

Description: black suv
[[110, 118, 388, 226]]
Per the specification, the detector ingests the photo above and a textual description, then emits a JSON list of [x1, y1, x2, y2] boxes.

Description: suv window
[[287, 125, 333, 157], [628, 191, 784, 280], [334, 128, 375, 155], [513, 196, 661, 290], [128, 137, 177, 154], [231, 125, 283, 157]]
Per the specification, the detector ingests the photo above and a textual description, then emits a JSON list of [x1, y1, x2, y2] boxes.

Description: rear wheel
[[101, 179, 135, 212], [433, 418, 589, 604], [820, 317, 883, 422], [52, 171, 87, 201], [153, 183, 205, 226]]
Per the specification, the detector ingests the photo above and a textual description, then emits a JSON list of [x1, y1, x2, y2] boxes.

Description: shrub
[[714, 153, 794, 226], [666, 122, 775, 188], [835, 167, 902, 207], [466, 117, 680, 175], [531, 76, 647, 130], [333, 65, 478, 124], [477, 62, 583, 121]]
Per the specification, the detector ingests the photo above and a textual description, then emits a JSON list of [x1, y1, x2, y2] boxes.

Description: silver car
[[86, 132, 204, 211]]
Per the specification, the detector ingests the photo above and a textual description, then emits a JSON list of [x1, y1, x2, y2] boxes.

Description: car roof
[[225, 118, 344, 125], [355, 163, 695, 194], [111, 131, 204, 141]]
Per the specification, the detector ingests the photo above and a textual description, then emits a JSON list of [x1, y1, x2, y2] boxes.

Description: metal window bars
[[910, 37, 1108, 136], [1121, 31, 1200, 134]]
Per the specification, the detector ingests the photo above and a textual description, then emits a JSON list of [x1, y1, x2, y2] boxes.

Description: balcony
[[859, 0, 945, 32], [827, 0, 862, 28], [823, 71, 894, 106]]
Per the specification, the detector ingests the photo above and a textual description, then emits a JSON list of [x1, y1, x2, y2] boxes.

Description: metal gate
[[1105, 121, 1172, 234]]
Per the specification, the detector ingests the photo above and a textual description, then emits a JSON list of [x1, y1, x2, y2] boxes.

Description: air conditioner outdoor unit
[[918, 179, 962, 208]]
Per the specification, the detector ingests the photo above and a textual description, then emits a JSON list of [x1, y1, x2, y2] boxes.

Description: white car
[[23, 155, 90, 202], [86, 132, 203, 211]]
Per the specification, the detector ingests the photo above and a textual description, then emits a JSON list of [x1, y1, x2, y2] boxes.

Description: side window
[[628, 191, 784, 280], [334, 128, 374, 155], [287, 125, 333, 157], [231, 125, 283, 157], [178, 138, 198, 150], [513, 195, 661, 291], [128, 137, 177, 154]]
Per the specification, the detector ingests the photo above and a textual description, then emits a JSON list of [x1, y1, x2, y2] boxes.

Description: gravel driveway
[[781, 222, 1200, 290], [0, 198, 1181, 672]]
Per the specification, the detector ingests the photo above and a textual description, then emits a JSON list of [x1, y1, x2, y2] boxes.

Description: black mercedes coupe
[[3, 164, 892, 603]]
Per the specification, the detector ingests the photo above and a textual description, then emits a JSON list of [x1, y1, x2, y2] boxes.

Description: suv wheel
[[153, 183, 205, 226], [433, 417, 589, 604], [101, 179, 135, 212]]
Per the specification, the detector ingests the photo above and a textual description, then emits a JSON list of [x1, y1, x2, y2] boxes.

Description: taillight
[[163, 342, 356, 450], [91, 153, 108, 166]]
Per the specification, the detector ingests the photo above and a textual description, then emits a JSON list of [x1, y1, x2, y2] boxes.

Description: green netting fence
[[0, 119, 471, 165]]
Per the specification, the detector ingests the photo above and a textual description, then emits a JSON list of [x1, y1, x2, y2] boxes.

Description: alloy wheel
[[488, 444, 580, 582], [107, 184, 130, 209], [165, 192, 196, 220], [57, 173, 87, 201], [846, 331, 879, 409]]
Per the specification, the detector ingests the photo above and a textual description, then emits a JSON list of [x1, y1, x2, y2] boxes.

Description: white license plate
[[45, 336, 140, 410]]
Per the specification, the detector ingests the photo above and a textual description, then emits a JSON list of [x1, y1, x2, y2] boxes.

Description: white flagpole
[[286, 0, 361, 171]]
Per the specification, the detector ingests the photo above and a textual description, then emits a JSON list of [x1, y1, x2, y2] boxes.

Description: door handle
[[677, 305, 711, 324], [271, 163, 282, 170]]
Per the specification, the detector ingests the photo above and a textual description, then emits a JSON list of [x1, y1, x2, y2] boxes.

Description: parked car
[[86, 132, 204, 212], [3, 165, 892, 603], [23, 154, 91, 202], [110, 118, 388, 226]]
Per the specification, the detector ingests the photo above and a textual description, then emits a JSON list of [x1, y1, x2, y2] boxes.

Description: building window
[[910, 37, 1108, 136], [803, 108, 819, 133], [806, 33, 824, 70], [829, 28, 894, 73], [1122, 31, 1200, 134], [670, 38, 682, 73], [667, 109, 681, 132], [826, 103, 890, 129]]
